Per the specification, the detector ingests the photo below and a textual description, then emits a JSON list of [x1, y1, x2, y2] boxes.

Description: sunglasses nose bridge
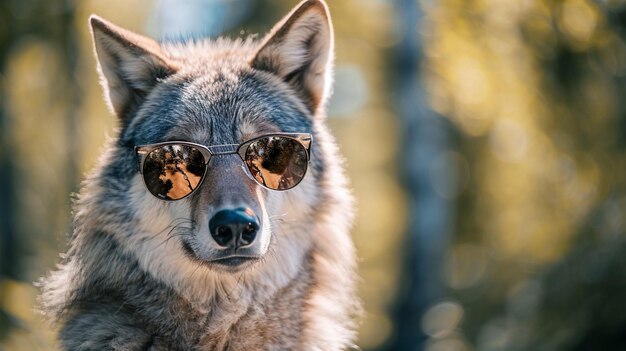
[[207, 144, 239, 155], [204, 144, 239, 165]]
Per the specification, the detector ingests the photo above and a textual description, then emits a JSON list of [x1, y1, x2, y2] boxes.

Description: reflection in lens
[[245, 137, 308, 190], [143, 144, 206, 200]]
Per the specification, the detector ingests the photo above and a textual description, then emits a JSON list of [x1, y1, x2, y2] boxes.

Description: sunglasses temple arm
[[134, 147, 143, 174]]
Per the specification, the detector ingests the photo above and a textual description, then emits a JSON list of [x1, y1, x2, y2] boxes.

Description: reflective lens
[[244, 136, 308, 190], [142, 144, 206, 200]]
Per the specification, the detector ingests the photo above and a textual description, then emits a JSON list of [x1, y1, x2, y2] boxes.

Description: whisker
[[155, 217, 195, 235], [270, 218, 297, 224], [269, 213, 288, 219], [154, 217, 197, 248]]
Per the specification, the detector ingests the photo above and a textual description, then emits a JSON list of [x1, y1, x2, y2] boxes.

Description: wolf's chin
[[181, 239, 265, 272]]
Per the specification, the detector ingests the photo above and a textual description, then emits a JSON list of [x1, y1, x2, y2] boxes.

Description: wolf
[[38, 0, 360, 349]]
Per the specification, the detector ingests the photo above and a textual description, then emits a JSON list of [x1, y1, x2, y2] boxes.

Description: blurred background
[[1, 0, 626, 350]]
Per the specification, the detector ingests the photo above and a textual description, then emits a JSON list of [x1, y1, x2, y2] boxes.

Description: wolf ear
[[89, 16, 178, 124], [251, 0, 333, 115]]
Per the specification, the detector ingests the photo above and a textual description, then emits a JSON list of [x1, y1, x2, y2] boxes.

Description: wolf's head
[[80, 0, 348, 299]]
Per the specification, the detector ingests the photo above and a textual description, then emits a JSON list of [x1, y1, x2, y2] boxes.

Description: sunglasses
[[135, 133, 312, 201]]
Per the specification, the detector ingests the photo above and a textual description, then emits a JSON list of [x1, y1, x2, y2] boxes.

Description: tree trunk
[[390, 0, 453, 349]]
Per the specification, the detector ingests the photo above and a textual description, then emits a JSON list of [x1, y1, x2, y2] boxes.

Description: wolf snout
[[209, 208, 260, 248]]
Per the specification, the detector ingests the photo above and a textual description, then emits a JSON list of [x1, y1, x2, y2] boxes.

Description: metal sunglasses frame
[[134, 132, 313, 201]]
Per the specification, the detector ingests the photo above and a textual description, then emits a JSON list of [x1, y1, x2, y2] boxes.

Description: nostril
[[245, 223, 257, 234], [240, 222, 259, 246], [213, 225, 233, 247], [217, 226, 230, 237]]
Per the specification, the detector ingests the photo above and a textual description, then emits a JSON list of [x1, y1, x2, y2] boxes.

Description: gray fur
[[39, 1, 359, 350]]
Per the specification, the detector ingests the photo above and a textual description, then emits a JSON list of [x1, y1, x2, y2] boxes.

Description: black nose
[[209, 208, 259, 248]]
